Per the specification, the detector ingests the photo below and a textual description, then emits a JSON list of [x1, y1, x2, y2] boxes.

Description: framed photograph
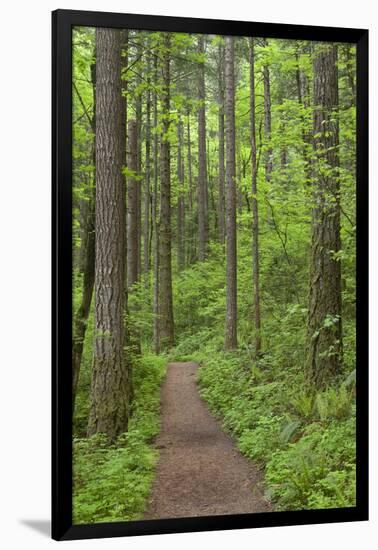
[[52, 9, 368, 541]]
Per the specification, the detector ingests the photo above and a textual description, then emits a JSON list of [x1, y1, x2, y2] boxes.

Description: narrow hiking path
[[144, 362, 271, 519]]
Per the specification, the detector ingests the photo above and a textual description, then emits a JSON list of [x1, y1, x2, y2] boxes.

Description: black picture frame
[[52, 8, 369, 541]]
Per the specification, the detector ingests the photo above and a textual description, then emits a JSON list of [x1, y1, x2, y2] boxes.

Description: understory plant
[[73, 353, 166, 524]]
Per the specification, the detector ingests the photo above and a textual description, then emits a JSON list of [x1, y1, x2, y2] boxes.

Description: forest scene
[[72, 26, 357, 524]]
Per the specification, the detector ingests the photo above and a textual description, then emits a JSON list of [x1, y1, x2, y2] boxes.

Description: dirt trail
[[144, 362, 271, 519]]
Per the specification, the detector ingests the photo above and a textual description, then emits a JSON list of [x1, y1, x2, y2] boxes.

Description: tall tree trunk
[[218, 42, 226, 245], [152, 53, 160, 354], [144, 51, 152, 280], [127, 119, 139, 288], [197, 35, 208, 260], [120, 30, 133, 399], [135, 37, 143, 280], [306, 44, 342, 388], [263, 39, 273, 182], [72, 60, 96, 411], [177, 117, 185, 272], [224, 36, 237, 350], [159, 33, 174, 349], [186, 106, 195, 264], [88, 28, 129, 439], [249, 38, 262, 358]]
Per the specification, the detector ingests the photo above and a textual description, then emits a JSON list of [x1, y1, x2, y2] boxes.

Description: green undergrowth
[[191, 345, 355, 511], [73, 353, 166, 524], [169, 249, 356, 512]]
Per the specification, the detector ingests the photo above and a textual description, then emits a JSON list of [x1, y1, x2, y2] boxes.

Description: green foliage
[[72, 28, 357, 518], [265, 419, 356, 509], [73, 354, 166, 524], [314, 385, 354, 421], [171, 225, 356, 512], [196, 346, 356, 511]]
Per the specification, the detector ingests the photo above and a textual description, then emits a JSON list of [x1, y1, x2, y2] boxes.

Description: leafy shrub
[[265, 418, 356, 510], [73, 353, 166, 524], [315, 385, 354, 421], [290, 391, 316, 419], [196, 346, 356, 511], [238, 415, 286, 462]]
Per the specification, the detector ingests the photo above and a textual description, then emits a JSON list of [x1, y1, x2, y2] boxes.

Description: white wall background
[[0, 0, 376, 548]]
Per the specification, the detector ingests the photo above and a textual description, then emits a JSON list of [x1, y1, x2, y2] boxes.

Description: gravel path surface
[[144, 361, 271, 519]]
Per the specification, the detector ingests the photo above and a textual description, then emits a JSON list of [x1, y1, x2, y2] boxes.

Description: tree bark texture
[[186, 107, 196, 264], [197, 35, 208, 261], [88, 28, 130, 439], [144, 51, 152, 278], [134, 37, 143, 280], [218, 42, 226, 245], [127, 119, 139, 289], [224, 36, 237, 350], [152, 53, 160, 353], [120, 30, 134, 399], [159, 34, 174, 349], [177, 118, 185, 272], [306, 44, 342, 387], [249, 38, 262, 357]]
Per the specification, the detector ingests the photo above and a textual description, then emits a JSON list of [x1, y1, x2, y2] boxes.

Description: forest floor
[[144, 361, 271, 519]]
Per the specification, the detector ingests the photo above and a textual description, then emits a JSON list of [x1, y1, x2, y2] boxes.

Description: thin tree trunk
[[152, 53, 160, 354], [208, 168, 217, 235], [197, 35, 208, 261], [249, 37, 262, 358], [144, 51, 152, 280], [120, 30, 133, 399], [177, 117, 185, 272], [135, 38, 143, 280], [88, 28, 129, 440], [263, 38, 273, 182], [72, 195, 95, 409], [306, 44, 342, 388], [72, 59, 96, 411], [127, 119, 139, 288], [159, 33, 174, 349], [187, 106, 195, 264], [224, 36, 237, 350], [218, 42, 226, 245]]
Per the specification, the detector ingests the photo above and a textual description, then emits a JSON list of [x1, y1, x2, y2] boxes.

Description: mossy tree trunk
[[306, 44, 342, 388], [158, 33, 174, 349]]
